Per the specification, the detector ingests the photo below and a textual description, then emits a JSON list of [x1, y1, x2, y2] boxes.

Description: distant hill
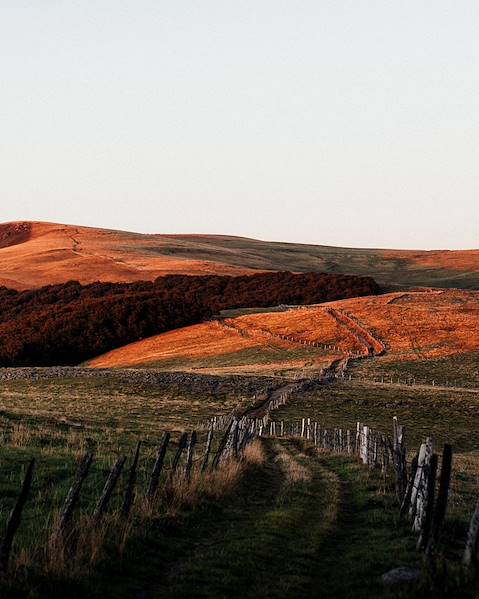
[[0, 221, 477, 290]]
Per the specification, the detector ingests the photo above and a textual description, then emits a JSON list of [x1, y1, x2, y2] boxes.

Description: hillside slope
[[88, 290, 479, 376], [0, 222, 253, 289], [0, 221, 478, 290]]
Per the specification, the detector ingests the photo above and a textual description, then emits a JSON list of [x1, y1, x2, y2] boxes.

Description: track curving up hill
[[87, 289, 479, 378]]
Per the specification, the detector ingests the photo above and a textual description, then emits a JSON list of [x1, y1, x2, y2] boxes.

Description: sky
[[1, 2, 478, 249]]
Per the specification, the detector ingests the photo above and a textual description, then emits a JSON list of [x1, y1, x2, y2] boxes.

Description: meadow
[[0, 373, 478, 597]]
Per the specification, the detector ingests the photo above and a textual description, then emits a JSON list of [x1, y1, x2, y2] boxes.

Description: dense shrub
[[0, 272, 379, 366]]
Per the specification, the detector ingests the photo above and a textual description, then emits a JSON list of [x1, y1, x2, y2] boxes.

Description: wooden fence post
[[93, 455, 126, 522], [427, 444, 452, 553], [52, 452, 93, 543], [360, 426, 369, 465], [171, 433, 188, 473], [122, 441, 141, 517], [400, 453, 419, 519], [409, 442, 428, 522], [201, 428, 214, 472], [184, 431, 197, 481], [417, 453, 438, 550], [393, 422, 407, 502], [0, 458, 35, 569], [412, 438, 434, 532], [211, 420, 235, 470], [147, 433, 170, 500]]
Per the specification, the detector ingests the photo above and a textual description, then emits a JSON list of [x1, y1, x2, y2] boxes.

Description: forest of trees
[[0, 272, 379, 366]]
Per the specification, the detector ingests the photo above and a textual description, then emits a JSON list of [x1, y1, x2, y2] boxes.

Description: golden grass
[[0, 221, 254, 290], [87, 289, 479, 375], [1, 220, 477, 290], [273, 443, 311, 484]]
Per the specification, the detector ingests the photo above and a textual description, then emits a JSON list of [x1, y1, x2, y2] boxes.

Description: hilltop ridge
[[0, 220, 477, 290]]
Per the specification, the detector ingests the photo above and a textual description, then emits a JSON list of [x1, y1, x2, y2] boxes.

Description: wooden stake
[[0, 458, 35, 569], [122, 441, 141, 517], [147, 433, 170, 500], [211, 420, 235, 470], [52, 453, 93, 542], [418, 453, 438, 550], [427, 444, 452, 553], [201, 428, 214, 472], [93, 455, 126, 522], [400, 453, 419, 520], [171, 433, 188, 473], [184, 431, 197, 481]]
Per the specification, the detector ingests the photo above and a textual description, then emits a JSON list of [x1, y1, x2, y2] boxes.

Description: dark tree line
[[0, 272, 379, 366]]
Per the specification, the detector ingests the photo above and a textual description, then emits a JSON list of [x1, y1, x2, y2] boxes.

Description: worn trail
[[144, 440, 417, 599]]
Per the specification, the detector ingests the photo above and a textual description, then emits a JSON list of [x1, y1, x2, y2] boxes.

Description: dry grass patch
[[274, 443, 311, 484]]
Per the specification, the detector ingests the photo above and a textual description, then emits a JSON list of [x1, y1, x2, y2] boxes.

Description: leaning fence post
[[147, 432, 171, 500], [93, 455, 127, 522], [52, 452, 93, 543], [122, 441, 141, 517], [184, 431, 197, 481], [211, 420, 235, 470], [0, 458, 35, 569]]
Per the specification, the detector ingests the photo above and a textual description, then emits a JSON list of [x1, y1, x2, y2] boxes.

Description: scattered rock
[[381, 567, 421, 587]]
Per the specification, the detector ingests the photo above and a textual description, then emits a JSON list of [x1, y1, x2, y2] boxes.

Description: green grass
[[0, 376, 246, 580], [0, 377, 242, 436], [273, 378, 479, 561], [33, 439, 420, 599], [349, 352, 479, 388], [0, 375, 478, 597], [129, 345, 326, 375], [150, 440, 419, 599]]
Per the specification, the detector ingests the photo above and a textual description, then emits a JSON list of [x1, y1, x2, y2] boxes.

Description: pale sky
[[1, 2, 478, 249]]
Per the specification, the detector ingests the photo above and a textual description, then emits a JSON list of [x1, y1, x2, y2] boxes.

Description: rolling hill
[[87, 289, 479, 378], [0, 221, 478, 290]]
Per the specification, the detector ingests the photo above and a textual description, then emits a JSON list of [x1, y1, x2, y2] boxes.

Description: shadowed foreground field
[[0, 374, 478, 597]]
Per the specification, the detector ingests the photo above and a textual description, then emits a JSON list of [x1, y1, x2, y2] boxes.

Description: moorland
[[0, 220, 478, 598]]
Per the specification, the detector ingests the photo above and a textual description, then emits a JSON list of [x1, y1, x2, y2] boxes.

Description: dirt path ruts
[[325, 308, 385, 356]]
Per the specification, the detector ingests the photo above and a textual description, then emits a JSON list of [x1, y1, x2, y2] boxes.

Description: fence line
[[1, 413, 478, 576], [201, 412, 479, 567]]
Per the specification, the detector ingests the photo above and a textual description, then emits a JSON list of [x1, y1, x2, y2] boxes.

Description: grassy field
[[122, 346, 329, 377], [273, 378, 479, 562], [0, 376, 257, 590], [0, 374, 478, 597], [0, 376, 247, 437], [349, 352, 479, 387]]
